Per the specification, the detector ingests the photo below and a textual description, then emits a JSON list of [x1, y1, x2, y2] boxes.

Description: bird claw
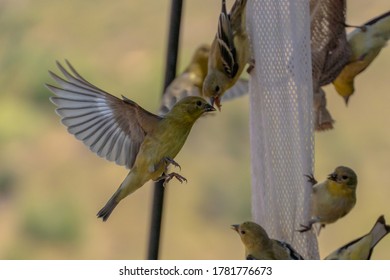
[[169, 172, 187, 184], [304, 173, 317, 185], [156, 172, 187, 187], [163, 157, 181, 170]]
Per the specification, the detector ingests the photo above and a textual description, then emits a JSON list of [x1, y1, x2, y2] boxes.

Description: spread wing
[[46, 60, 162, 169]]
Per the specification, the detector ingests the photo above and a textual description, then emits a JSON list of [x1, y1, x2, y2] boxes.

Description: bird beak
[[231, 224, 239, 232], [210, 97, 222, 111], [344, 96, 350, 106], [204, 103, 216, 112], [327, 172, 337, 181]]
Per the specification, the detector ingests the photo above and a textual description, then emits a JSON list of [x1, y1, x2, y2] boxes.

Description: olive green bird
[[203, 0, 251, 110], [325, 215, 390, 260], [159, 44, 249, 115], [298, 166, 358, 234], [232, 222, 304, 260], [333, 10, 390, 105], [47, 61, 215, 221]]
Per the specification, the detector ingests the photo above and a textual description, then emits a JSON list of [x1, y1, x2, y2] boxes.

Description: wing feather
[[47, 60, 161, 169]]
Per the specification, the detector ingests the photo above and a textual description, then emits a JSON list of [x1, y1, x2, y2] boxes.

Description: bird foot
[[156, 172, 187, 187], [304, 173, 318, 185], [163, 157, 181, 170]]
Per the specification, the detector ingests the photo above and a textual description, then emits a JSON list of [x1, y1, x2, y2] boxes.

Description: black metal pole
[[147, 0, 183, 260]]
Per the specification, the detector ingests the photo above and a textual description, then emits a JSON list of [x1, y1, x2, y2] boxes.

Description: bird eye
[[342, 175, 348, 180], [215, 85, 220, 93], [196, 100, 202, 107], [240, 230, 246, 235]]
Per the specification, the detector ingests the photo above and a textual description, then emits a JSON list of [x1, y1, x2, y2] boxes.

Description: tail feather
[[96, 171, 141, 221], [97, 195, 119, 222], [370, 215, 390, 248]]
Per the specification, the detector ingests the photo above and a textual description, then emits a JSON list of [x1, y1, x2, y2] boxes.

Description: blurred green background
[[0, 0, 389, 259]]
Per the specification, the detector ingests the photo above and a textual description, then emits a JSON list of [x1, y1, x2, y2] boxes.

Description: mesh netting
[[247, 0, 318, 259]]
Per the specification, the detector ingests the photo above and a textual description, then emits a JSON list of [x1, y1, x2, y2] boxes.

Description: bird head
[[202, 71, 228, 111], [231, 221, 271, 249], [168, 96, 215, 123], [332, 78, 354, 106], [343, 95, 351, 106], [327, 166, 358, 188]]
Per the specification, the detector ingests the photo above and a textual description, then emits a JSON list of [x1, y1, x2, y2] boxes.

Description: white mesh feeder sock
[[247, 0, 319, 259]]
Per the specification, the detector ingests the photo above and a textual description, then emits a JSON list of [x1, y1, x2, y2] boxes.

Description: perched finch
[[203, 0, 250, 110], [325, 215, 390, 260], [159, 44, 249, 115], [333, 11, 390, 105], [298, 166, 358, 234], [231, 222, 304, 260], [47, 61, 215, 221]]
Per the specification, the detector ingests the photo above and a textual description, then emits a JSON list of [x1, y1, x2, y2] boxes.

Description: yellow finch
[[159, 44, 249, 115], [203, 0, 250, 110], [333, 11, 390, 105], [231, 222, 304, 260], [298, 166, 358, 233], [47, 61, 215, 221], [325, 215, 390, 260]]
